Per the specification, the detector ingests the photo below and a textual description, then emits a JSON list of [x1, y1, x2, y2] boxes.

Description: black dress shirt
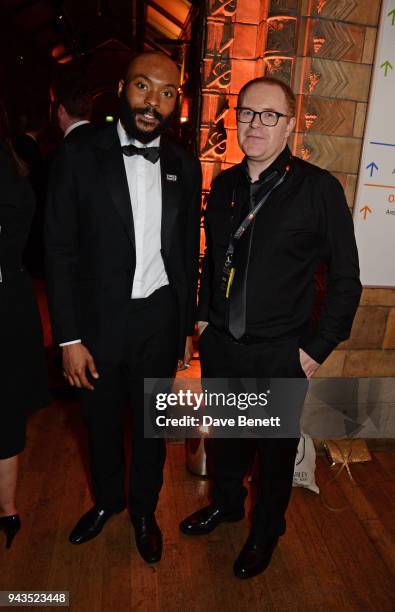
[[198, 145, 362, 364]]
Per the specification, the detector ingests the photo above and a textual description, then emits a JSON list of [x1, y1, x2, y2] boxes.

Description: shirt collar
[[241, 145, 292, 184], [25, 131, 37, 142], [64, 120, 90, 138], [117, 119, 161, 148]]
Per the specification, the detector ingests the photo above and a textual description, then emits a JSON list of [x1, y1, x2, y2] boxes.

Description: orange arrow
[[360, 205, 372, 220]]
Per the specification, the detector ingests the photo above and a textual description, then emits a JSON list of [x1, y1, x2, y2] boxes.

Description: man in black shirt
[[180, 77, 362, 579]]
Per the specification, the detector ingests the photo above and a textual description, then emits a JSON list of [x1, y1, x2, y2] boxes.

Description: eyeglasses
[[235, 107, 290, 127]]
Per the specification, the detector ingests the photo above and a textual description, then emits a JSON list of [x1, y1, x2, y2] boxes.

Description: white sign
[[353, 0, 395, 287]]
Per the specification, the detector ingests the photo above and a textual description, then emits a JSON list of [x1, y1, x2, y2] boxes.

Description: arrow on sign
[[366, 161, 378, 176], [380, 60, 393, 76], [388, 8, 395, 25], [360, 205, 372, 220]]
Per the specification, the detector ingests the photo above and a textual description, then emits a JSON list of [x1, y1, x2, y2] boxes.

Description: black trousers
[[199, 325, 307, 541], [80, 285, 178, 516]]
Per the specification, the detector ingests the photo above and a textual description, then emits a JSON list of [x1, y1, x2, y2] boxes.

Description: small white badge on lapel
[[166, 173, 177, 182]]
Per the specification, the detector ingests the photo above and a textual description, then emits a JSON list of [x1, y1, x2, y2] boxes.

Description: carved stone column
[[264, 0, 298, 83], [199, 0, 269, 194], [292, 0, 380, 210]]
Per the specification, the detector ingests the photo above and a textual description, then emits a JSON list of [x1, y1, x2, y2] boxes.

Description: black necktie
[[122, 143, 160, 164], [227, 205, 253, 340], [227, 172, 281, 340]]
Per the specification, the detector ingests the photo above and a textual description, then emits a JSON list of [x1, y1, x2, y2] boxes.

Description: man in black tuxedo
[[180, 77, 362, 578], [51, 70, 93, 144], [45, 52, 201, 563]]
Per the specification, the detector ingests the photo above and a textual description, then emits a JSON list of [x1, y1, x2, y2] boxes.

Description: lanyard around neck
[[221, 167, 289, 296], [233, 170, 287, 240]]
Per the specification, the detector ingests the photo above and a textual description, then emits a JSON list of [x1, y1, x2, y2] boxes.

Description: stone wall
[[198, 0, 394, 377]]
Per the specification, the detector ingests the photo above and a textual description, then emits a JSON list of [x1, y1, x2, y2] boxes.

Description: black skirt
[[0, 269, 50, 459]]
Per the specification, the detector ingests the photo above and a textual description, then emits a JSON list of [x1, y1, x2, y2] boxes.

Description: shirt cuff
[[299, 335, 336, 365], [59, 339, 82, 347]]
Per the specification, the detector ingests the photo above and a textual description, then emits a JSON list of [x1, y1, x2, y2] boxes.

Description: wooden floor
[[1, 397, 394, 612]]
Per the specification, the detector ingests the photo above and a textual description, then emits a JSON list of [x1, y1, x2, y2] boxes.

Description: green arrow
[[380, 60, 393, 76], [388, 8, 395, 25]]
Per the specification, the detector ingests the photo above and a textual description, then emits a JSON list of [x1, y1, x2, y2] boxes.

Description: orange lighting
[[266, 16, 297, 22], [51, 43, 66, 59], [293, 0, 313, 156], [58, 55, 72, 64], [264, 55, 295, 61], [304, 113, 317, 129], [317, 0, 327, 13], [51, 43, 72, 64], [313, 37, 325, 54]]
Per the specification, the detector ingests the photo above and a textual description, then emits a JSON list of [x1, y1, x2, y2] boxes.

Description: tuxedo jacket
[[45, 124, 202, 361]]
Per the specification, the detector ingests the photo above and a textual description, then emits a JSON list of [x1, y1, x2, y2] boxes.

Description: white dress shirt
[[60, 120, 168, 346], [117, 120, 169, 298], [64, 120, 90, 138]]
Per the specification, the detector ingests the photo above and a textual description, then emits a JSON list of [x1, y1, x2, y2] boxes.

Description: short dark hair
[[237, 76, 296, 116], [52, 69, 92, 120]]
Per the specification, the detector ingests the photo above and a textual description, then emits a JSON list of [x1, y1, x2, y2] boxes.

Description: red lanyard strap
[[233, 170, 287, 240], [220, 169, 288, 294]]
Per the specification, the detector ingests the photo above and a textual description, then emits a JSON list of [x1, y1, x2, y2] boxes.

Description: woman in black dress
[[0, 100, 50, 548]]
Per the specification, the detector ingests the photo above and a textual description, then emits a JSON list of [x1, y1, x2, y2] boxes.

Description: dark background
[[0, 0, 204, 151]]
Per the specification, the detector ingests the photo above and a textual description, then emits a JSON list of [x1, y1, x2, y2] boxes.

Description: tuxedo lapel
[[94, 126, 135, 248], [160, 140, 182, 256]]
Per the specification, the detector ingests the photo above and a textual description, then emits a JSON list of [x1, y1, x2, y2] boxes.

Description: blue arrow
[[366, 161, 378, 177]]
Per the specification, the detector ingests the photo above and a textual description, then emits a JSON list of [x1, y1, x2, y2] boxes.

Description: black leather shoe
[[179, 504, 244, 536], [233, 535, 279, 579], [0, 514, 21, 549], [132, 514, 162, 564], [69, 505, 124, 545]]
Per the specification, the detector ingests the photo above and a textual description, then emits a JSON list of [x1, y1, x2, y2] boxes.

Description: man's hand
[[62, 343, 99, 390], [177, 336, 193, 371], [299, 348, 320, 379]]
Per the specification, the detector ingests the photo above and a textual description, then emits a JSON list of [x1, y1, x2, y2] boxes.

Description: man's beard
[[119, 88, 173, 144]]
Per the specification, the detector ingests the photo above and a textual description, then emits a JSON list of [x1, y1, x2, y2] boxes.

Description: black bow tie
[[122, 143, 160, 164]]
